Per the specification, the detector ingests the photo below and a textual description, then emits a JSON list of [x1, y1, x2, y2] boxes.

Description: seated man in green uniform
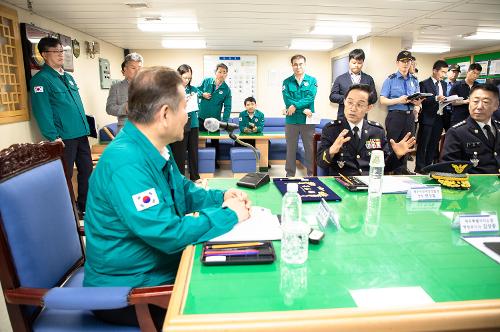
[[317, 84, 416, 175], [237, 96, 265, 147], [83, 67, 251, 329]]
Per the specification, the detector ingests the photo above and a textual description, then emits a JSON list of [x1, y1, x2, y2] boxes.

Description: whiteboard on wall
[[204, 55, 257, 115]]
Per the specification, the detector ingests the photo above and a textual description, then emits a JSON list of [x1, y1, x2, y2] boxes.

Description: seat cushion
[[34, 268, 138, 331]]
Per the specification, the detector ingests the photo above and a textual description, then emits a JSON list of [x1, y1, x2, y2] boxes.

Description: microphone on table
[[204, 118, 239, 132], [203, 118, 270, 189]]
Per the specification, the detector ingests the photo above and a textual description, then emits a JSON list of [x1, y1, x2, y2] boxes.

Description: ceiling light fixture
[[161, 39, 206, 49], [310, 22, 371, 43], [289, 39, 333, 50], [463, 29, 500, 40], [409, 43, 450, 53], [138, 17, 199, 32]]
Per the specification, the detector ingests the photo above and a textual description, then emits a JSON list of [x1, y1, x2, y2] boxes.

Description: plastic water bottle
[[368, 150, 385, 197], [281, 183, 309, 264]]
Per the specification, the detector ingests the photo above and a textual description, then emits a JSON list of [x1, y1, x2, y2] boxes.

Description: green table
[[163, 176, 500, 332]]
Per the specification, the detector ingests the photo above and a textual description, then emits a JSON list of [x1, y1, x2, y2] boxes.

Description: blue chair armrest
[[43, 287, 131, 310]]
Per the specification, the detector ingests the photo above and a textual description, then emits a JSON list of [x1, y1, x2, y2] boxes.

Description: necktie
[[484, 124, 495, 147], [352, 126, 360, 147]]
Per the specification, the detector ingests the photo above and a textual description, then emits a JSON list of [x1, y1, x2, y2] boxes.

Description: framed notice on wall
[[203, 55, 257, 114]]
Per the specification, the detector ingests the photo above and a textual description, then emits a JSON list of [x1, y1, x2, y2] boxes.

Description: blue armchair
[[0, 142, 172, 331]]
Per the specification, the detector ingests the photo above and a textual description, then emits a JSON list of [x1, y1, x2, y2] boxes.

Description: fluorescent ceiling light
[[138, 17, 199, 32], [463, 30, 500, 40], [161, 39, 206, 49], [289, 39, 333, 50], [409, 44, 450, 53], [311, 22, 371, 37]]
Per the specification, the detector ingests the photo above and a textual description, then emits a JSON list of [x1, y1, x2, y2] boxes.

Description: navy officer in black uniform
[[442, 83, 500, 174], [317, 84, 416, 176]]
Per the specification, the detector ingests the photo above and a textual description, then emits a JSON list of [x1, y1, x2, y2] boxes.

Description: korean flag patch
[[34, 86, 44, 93], [132, 188, 159, 211]]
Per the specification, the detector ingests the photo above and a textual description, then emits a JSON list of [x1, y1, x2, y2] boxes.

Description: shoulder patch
[[132, 188, 159, 211], [388, 73, 396, 79], [452, 120, 466, 128], [367, 120, 383, 129]]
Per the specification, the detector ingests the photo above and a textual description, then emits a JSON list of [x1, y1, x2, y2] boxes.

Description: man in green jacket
[[83, 67, 251, 329], [197, 63, 232, 164], [282, 54, 317, 176], [30, 37, 92, 216]]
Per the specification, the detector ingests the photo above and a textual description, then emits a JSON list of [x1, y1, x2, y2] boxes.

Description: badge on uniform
[[219, 90, 223, 94], [365, 139, 381, 149], [34, 86, 44, 93], [69, 81, 74, 86], [337, 160, 345, 168], [304, 82, 309, 87], [254, 118, 258, 122], [466, 142, 481, 148], [239, 117, 242, 121], [470, 155, 479, 167], [132, 188, 159, 211]]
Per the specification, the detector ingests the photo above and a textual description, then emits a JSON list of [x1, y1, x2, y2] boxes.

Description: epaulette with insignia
[[367, 120, 383, 129], [388, 73, 397, 79], [452, 120, 466, 128], [494, 119, 500, 125]]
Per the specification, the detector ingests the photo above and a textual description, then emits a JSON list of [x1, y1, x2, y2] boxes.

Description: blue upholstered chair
[[0, 142, 172, 331], [99, 123, 118, 142]]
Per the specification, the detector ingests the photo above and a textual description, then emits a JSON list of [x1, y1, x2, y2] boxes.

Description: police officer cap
[[422, 161, 473, 190], [448, 64, 461, 73], [397, 50, 413, 61]]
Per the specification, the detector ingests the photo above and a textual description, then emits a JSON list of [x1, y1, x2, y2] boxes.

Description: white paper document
[[185, 94, 199, 113], [209, 206, 282, 242], [305, 112, 321, 125], [462, 236, 500, 264], [350, 287, 434, 309], [356, 176, 421, 194], [438, 95, 464, 115]]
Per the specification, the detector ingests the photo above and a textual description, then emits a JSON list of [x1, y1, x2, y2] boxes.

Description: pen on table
[[208, 242, 264, 249], [205, 250, 260, 257], [338, 173, 353, 186]]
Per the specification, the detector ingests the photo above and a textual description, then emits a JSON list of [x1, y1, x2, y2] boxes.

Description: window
[[0, 4, 28, 124]]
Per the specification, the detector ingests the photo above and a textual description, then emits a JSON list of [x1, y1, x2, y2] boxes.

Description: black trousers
[[170, 127, 200, 181], [62, 136, 93, 211], [93, 304, 166, 331], [415, 119, 443, 172], [199, 118, 220, 163], [385, 111, 415, 174]]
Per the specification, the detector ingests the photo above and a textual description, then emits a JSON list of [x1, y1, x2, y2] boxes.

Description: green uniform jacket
[[30, 64, 89, 141], [83, 121, 238, 288], [186, 85, 199, 128], [238, 110, 265, 133], [282, 74, 317, 125], [197, 77, 232, 121]]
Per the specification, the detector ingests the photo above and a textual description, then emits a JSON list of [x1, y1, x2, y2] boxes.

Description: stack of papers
[[209, 206, 282, 242], [356, 176, 421, 194], [438, 95, 464, 115]]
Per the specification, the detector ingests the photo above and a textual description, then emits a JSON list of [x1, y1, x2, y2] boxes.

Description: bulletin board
[[446, 51, 500, 80], [203, 55, 257, 114]]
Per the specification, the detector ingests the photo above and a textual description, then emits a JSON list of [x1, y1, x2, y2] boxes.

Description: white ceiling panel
[[4, 0, 500, 52]]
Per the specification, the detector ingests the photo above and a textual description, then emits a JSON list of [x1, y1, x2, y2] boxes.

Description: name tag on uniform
[[466, 142, 481, 148]]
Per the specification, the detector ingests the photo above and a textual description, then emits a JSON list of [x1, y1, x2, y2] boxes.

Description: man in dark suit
[[329, 49, 377, 120], [449, 63, 482, 126], [442, 83, 500, 174], [415, 60, 449, 173], [318, 84, 415, 176]]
